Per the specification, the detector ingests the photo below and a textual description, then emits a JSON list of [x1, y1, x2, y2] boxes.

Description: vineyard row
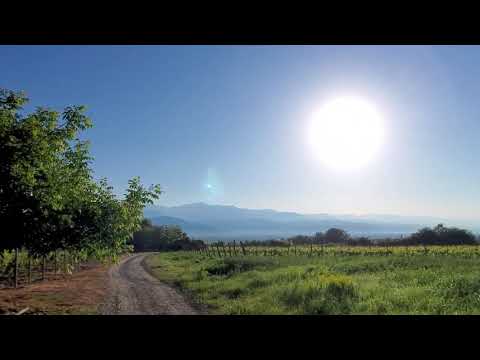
[[0, 249, 100, 289], [190, 242, 480, 258]]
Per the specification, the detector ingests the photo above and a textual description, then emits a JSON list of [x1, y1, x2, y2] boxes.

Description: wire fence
[[0, 249, 94, 289], [191, 241, 480, 258]]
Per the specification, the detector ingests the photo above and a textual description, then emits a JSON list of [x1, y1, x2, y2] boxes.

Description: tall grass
[[146, 249, 480, 315]]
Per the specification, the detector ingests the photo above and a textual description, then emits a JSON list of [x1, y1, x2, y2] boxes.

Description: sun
[[308, 96, 384, 171]]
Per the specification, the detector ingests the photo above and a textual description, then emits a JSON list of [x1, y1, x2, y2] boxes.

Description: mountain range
[[144, 202, 479, 241]]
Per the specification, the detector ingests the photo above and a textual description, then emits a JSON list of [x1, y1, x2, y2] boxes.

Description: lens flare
[[203, 168, 224, 202]]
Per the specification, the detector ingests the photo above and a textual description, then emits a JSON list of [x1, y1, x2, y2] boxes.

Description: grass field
[[146, 246, 480, 314]]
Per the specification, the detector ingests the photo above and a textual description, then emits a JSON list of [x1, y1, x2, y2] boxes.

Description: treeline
[[129, 223, 478, 251], [376, 224, 478, 246], [241, 224, 478, 247], [0, 89, 161, 259], [130, 219, 205, 251]]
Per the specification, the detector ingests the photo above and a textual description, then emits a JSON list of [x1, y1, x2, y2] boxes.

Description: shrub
[[205, 257, 276, 276], [276, 274, 358, 314]]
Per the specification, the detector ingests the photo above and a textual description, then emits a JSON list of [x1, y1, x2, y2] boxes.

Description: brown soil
[[0, 263, 110, 315], [0, 253, 198, 315], [99, 253, 197, 315]]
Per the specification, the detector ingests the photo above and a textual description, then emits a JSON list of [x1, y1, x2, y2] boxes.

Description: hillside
[[144, 203, 436, 240]]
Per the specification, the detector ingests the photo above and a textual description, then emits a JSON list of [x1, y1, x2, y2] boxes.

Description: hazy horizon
[[145, 201, 480, 227], [3, 45, 480, 220]]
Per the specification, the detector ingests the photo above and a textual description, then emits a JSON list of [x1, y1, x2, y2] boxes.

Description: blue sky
[[2, 45, 480, 220]]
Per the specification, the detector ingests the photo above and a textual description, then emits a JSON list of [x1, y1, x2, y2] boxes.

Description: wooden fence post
[[222, 243, 227, 257], [27, 255, 32, 284], [216, 244, 222, 257], [233, 241, 237, 256], [72, 254, 76, 272], [54, 251, 57, 276], [42, 255, 46, 281], [240, 242, 246, 256], [63, 251, 67, 275], [14, 248, 19, 288]]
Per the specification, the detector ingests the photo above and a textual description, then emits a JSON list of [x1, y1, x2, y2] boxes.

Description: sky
[[2, 45, 480, 220]]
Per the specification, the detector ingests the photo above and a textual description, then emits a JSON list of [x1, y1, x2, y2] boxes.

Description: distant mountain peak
[[144, 202, 480, 240], [180, 202, 209, 207], [177, 202, 239, 209]]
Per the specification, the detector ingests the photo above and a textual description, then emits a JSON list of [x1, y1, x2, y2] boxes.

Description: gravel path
[[99, 253, 197, 315]]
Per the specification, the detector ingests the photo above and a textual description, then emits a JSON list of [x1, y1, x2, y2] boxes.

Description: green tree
[[325, 228, 350, 244], [0, 88, 161, 259], [0, 89, 93, 253], [131, 224, 195, 252]]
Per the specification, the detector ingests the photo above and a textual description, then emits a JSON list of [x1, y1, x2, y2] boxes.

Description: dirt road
[[99, 253, 197, 315]]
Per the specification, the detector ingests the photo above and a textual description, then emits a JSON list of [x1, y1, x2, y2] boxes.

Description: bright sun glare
[[308, 97, 384, 171]]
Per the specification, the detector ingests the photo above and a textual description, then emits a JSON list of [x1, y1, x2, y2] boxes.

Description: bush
[[205, 257, 275, 276], [437, 275, 480, 299], [276, 274, 358, 314]]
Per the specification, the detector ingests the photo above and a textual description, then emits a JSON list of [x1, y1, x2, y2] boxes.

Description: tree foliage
[[325, 228, 351, 244], [0, 88, 161, 258], [130, 223, 203, 252], [394, 224, 477, 246]]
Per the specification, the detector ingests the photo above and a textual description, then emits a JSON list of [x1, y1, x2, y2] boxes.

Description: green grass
[[145, 251, 480, 314]]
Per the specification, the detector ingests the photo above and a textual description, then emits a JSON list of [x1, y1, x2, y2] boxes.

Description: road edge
[[140, 253, 211, 315]]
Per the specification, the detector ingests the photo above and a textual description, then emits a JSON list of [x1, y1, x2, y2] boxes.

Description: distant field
[[146, 246, 480, 314]]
